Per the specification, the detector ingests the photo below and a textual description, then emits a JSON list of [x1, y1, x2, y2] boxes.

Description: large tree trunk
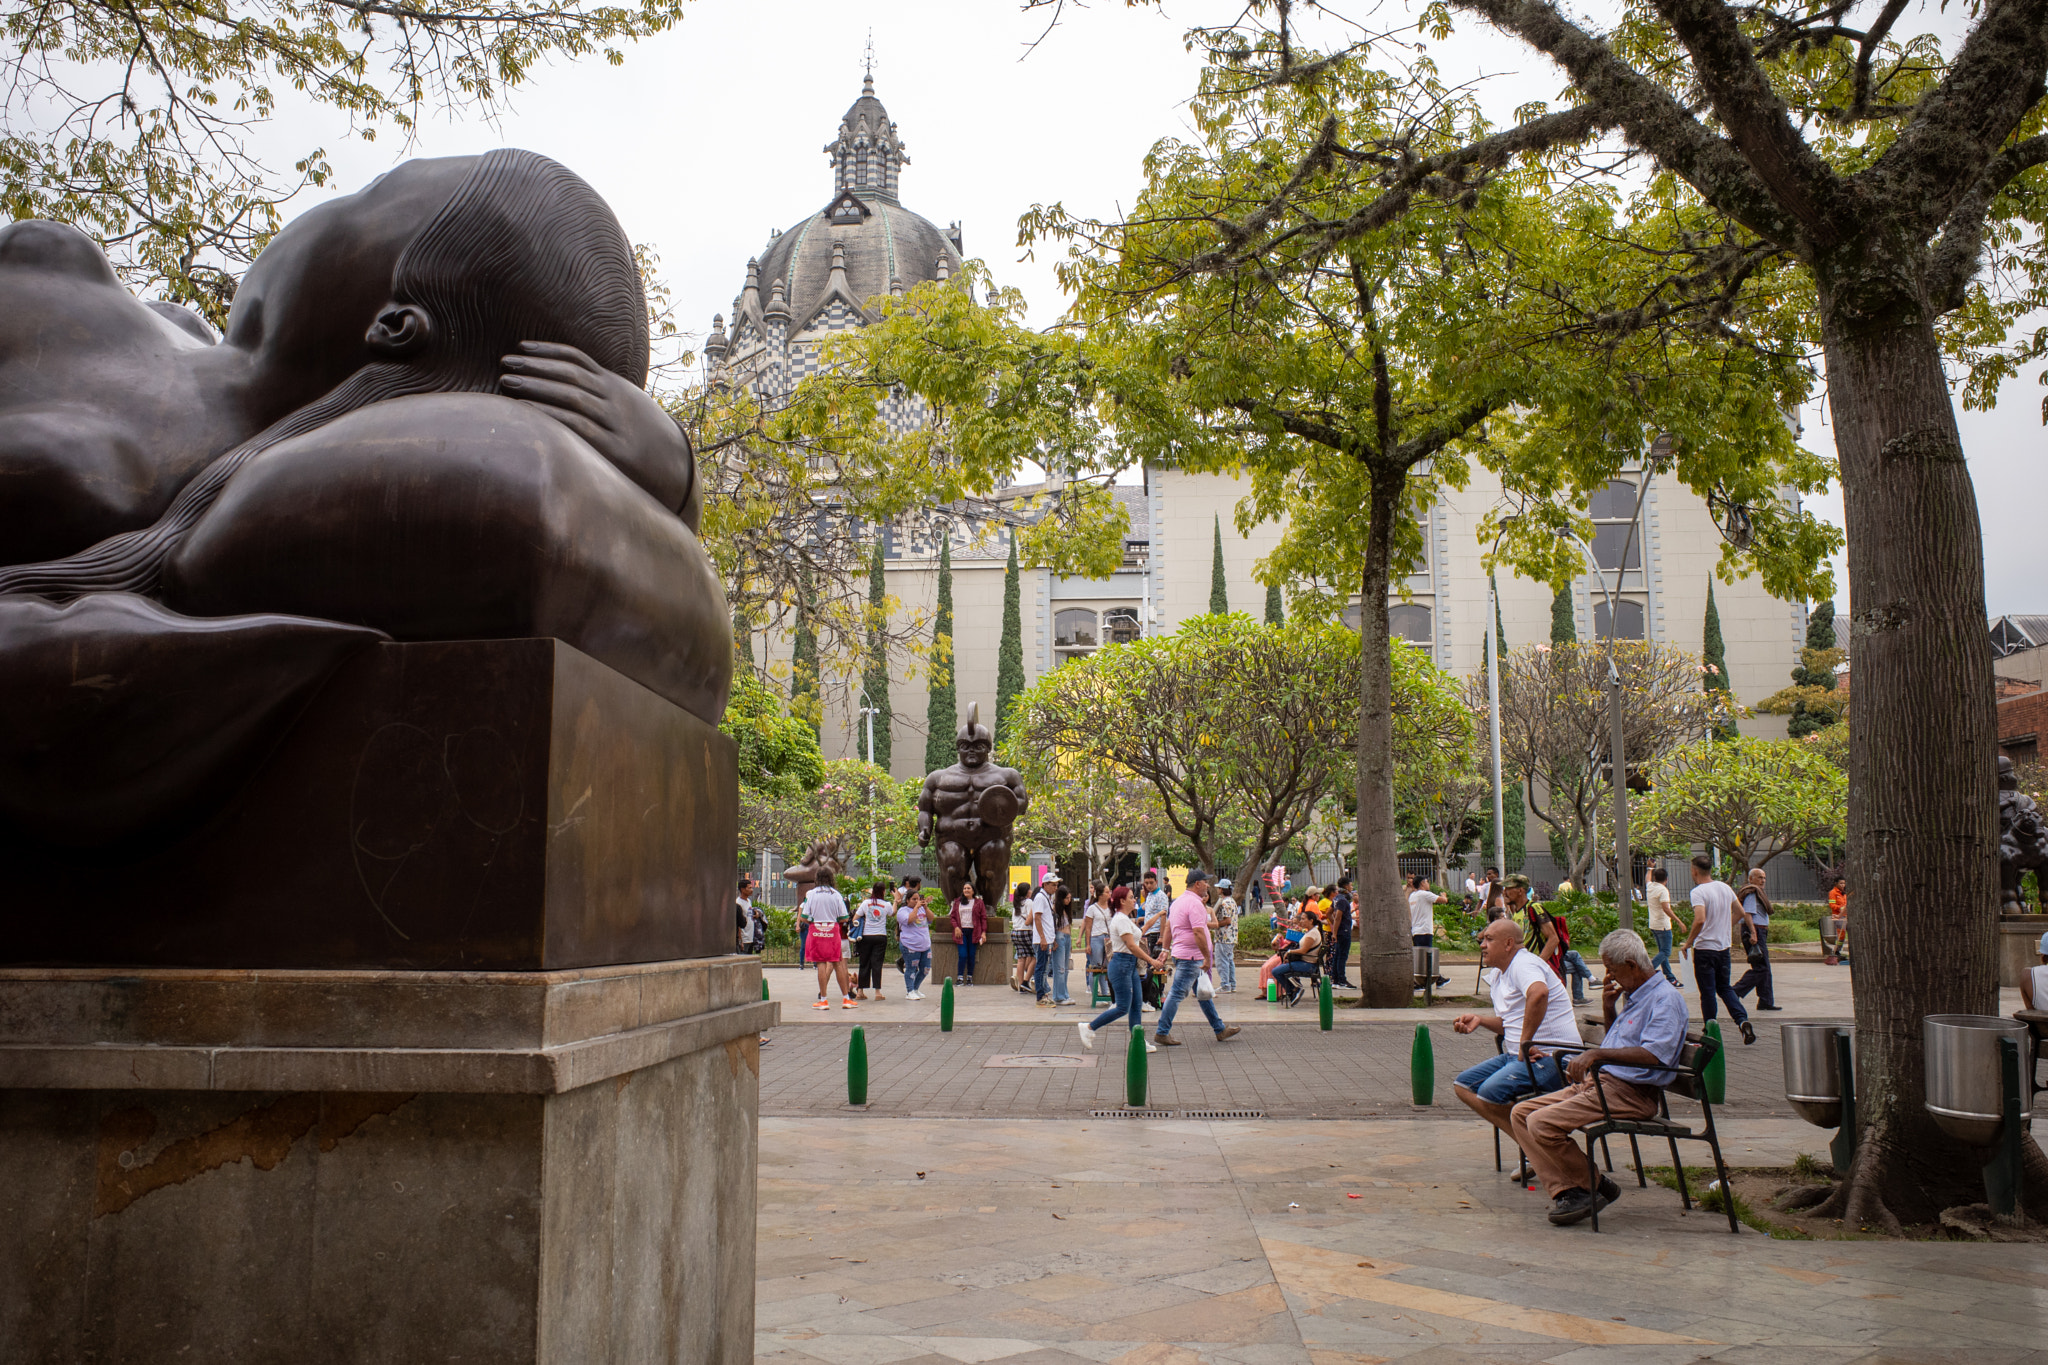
[[1354, 465, 1409, 1006], [1813, 274, 2042, 1225]]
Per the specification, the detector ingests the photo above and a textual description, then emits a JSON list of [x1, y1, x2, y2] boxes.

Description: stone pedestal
[[930, 924, 1016, 986], [0, 956, 775, 1363], [2000, 914, 2048, 987]]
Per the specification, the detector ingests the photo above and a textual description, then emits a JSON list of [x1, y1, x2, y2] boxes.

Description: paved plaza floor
[[756, 952, 2048, 1362]]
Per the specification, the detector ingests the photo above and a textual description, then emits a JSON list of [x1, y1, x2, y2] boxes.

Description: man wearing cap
[[1213, 877, 1240, 992], [1155, 869, 1241, 1046], [1029, 874, 1059, 1006]]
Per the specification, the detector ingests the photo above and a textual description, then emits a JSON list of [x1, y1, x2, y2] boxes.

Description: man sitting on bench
[[1510, 929, 1691, 1227], [1451, 916, 1582, 1140]]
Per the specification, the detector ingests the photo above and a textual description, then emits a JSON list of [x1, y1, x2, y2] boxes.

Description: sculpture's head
[[229, 150, 647, 416], [2001, 754, 2017, 791], [956, 701, 992, 770]]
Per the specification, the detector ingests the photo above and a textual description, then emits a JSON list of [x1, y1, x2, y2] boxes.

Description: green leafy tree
[[996, 533, 1025, 747], [1701, 581, 1739, 741], [1760, 599, 1846, 737], [723, 673, 825, 801], [1020, 47, 1827, 1004], [0, 0, 689, 320], [924, 540, 956, 774], [859, 539, 893, 772], [1636, 737, 1849, 877], [1264, 581, 1285, 625], [1210, 516, 1230, 615]]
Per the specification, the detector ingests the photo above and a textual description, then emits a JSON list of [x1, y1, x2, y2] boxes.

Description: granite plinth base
[[5, 637, 739, 970], [0, 956, 775, 1364], [931, 930, 1016, 986]]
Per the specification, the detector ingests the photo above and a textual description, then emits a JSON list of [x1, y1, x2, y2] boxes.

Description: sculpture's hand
[[500, 341, 695, 520]]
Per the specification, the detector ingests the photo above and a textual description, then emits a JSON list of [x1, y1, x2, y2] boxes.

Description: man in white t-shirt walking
[[1027, 874, 1059, 1005], [1644, 866, 1687, 985], [1680, 853, 1755, 1044], [1154, 869, 1241, 1046], [1450, 918, 1583, 1140]]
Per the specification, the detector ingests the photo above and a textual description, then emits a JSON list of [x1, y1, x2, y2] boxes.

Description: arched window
[[1389, 603, 1433, 645], [1593, 599, 1646, 640], [1054, 609, 1098, 649]]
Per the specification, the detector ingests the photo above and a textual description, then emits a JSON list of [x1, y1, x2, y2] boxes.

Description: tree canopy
[[1636, 735, 1849, 875]]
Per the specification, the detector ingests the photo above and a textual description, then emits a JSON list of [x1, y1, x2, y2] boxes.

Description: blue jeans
[[1217, 946, 1237, 992], [1032, 944, 1052, 1000], [1454, 1049, 1568, 1102], [1695, 947, 1748, 1024], [1560, 950, 1592, 1003], [1157, 958, 1225, 1038], [1053, 931, 1073, 1002], [1088, 953, 1145, 1032], [956, 937, 978, 982], [1650, 928, 1678, 983], [1272, 961, 1318, 1002], [902, 948, 930, 995]]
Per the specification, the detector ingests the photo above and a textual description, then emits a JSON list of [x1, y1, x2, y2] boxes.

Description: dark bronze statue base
[[3, 638, 737, 970]]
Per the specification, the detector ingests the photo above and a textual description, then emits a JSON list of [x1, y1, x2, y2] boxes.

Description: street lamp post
[[857, 690, 881, 875], [1486, 576, 1507, 886]]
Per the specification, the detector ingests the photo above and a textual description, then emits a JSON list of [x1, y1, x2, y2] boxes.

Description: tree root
[[1775, 1183, 1833, 1212]]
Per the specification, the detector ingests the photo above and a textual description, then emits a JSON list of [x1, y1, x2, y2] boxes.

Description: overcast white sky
[[250, 0, 2039, 617]]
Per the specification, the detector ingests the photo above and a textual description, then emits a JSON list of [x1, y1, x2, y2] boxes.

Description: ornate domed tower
[[706, 76, 965, 433]]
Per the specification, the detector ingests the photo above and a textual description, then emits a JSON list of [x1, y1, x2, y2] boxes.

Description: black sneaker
[[1547, 1188, 1598, 1226], [1739, 1019, 1757, 1045], [1596, 1175, 1622, 1210], [1758, 1005, 1784, 1011]]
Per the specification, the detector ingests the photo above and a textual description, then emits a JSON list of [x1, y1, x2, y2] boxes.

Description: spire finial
[[862, 31, 875, 90]]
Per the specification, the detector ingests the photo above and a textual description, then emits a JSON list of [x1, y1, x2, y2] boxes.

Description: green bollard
[[1984, 1036, 2024, 1220], [848, 1024, 868, 1106], [1126, 1025, 1148, 1108], [1703, 1021, 1726, 1106], [1267, 980, 1278, 1002], [940, 977, 955, 1032], [1411, 1023, 1435, 1105], [761, 976, 770, 1002], [1318, 974, 1334, 1031], [1829, 1028, 1857, 1174]]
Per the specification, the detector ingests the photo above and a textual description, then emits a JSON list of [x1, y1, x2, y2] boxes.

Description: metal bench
[[1576, 1030, 1738, 1234]]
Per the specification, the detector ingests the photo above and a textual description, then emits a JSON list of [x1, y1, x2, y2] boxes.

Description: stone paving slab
[[756, 1116, 2048, 1365], [762, 1022, 1835, 1120]]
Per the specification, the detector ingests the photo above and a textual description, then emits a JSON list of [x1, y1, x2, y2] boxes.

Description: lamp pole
[[857, 690, 880, 875], [1486, 575, 1507, 885]]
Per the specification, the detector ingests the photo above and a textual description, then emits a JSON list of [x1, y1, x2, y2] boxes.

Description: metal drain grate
[[1179, 1109, 1265, 1120], [1088, 1109, 1155, 1118], [1087, 1109, 1266, 1120]]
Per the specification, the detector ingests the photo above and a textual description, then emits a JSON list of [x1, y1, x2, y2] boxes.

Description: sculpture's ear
[[365, 302, 433, 357]]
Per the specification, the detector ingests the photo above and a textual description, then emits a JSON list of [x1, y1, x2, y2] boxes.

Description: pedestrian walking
[[1077, 886, 1159, 1053], [1521, 883, 1591, 1004], [853, 881, 891, 1000], [1679, 854, 1755, 1044], [1029, 875, 1059, 1005], [1327, 877, 1355, 986], [736, 875, 766, 954], [1214, 878, 1240, 992], [1824, 877, 1850, 964], [1051, 879, 1076, 1005], [1732, 868, 1780, 1010], [951, 885, 987, 984], [1644, 866, 1687, 984], [803, 871, 854, 1010], [1155, 868, 1241, 1045], [1009, 883, 1035, 993], [896, 887, 932, 999]]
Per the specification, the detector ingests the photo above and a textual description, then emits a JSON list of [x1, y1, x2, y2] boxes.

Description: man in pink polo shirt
[[1156, 868, 1242, 1047]]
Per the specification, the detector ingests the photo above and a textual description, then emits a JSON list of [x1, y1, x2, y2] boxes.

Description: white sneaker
[[1077, 1021, 1095, 1050], [1145, 1042, 1158, 1053], [909, 991, 922, 1000]]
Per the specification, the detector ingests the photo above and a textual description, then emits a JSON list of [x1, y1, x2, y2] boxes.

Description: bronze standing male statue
[[918, 702, 1029, 911], [2000, 755, 2048, 913]]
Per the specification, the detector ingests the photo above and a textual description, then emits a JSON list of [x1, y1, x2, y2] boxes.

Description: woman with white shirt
[[1084, 882, 1113, 995], [1076, 886, 1161, 1052], [852, 881, 893, 1001], [803, 871, 854, 1010]]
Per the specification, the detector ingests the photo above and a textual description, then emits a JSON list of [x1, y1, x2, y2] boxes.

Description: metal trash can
[[1924, 1014, 2035, 1146], [1411, 946, 1438, 980], [1783, 1023, 1854, 1127]]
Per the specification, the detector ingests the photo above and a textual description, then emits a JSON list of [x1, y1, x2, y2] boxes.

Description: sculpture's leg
[[936, 840, 970, 911], [975, 839, 1012, 910]]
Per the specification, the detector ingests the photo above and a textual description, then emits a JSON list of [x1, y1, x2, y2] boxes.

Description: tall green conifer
[[924, 539, 956, 773], [792, 566, 819, 739], [1483, 576, 1526, 872], [859, 538, 892, 771], [1209, 515, 1229, 615], [1703, 580, 1737, 739], [996, 533, 1024, 747], [1264, 581, 1284, 625], [1550, 583, 1577, 645]]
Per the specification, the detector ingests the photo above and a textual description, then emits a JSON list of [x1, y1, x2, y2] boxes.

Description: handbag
[[1745, 940, 1768, 969]]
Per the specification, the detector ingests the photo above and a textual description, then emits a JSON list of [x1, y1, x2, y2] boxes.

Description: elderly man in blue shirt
[[1509, 928, 1692, 1227]]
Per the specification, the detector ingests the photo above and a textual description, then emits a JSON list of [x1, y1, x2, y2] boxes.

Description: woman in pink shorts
[[804, 871, 855, 1009]]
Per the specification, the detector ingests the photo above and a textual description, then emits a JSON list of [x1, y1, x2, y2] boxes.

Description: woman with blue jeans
[[1075, 888, 1158, 1053], [1051, 883, 1076, 1005], [896, 892, 933, 1000]]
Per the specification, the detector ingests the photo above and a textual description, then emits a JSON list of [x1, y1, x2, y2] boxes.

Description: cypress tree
[[996, 533, 1024, 747], [791, 566, 819, 739], [1702, 579, 1737, 739], [859, 538, 892, 771], [1481, 576, 1526, 872], [1788, 598, 1840, 738], [924, 539, 956, 773], [1209, 515, 1229, 615], [1264, 581, 1284, 625], [1550, 582, 1577, 645]]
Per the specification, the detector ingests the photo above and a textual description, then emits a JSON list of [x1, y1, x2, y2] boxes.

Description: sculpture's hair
[[0, 149, 647, 601]]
